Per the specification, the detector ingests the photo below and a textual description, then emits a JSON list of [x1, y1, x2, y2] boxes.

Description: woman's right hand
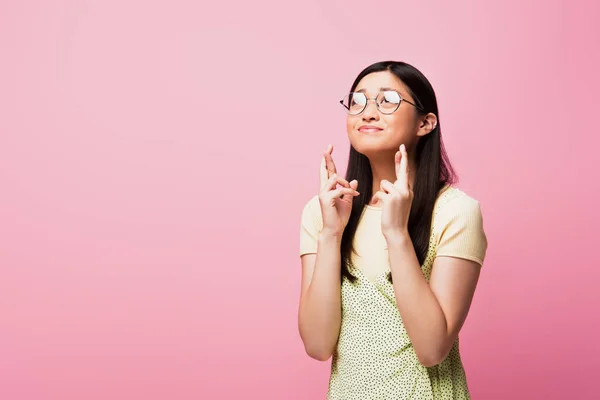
[[318, 144, 359, 237]]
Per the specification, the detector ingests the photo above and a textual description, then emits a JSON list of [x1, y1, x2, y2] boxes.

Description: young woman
[[298, 61, 487, 399]]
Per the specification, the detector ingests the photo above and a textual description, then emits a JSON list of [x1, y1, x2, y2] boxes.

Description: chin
[[350, 136, 396, 157]]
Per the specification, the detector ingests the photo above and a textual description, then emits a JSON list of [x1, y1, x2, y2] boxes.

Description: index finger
[[324, 144, 337, 178], [395, 144, 409, 189], [319, 155, 328, 190]]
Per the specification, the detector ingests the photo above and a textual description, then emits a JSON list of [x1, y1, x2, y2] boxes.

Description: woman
[[298, 61, 487, 399]]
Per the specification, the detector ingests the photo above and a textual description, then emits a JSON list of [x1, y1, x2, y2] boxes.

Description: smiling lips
[[358, 125, 383, 133]]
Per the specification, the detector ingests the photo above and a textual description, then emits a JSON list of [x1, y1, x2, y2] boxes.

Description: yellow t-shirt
[[299, 186, 487, 400]]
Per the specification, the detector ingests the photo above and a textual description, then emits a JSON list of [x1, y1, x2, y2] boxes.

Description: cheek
[[382, 116, 398, 132], [385, 112, 415, 134], [346, 117, 357, 134]]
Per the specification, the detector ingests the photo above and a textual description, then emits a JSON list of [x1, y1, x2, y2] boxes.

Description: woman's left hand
[[372, 144, 414, 239]]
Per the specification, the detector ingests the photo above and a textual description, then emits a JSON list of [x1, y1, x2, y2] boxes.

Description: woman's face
[[346, 71, 421, 157]]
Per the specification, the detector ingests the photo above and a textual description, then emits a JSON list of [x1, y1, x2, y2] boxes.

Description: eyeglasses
[[339, 90, 423, 115]]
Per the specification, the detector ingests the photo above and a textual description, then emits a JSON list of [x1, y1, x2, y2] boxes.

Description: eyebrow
[[355, 87, 399, 93]]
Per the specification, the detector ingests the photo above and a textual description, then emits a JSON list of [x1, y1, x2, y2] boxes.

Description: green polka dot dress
[[299, 186, 488, 399]]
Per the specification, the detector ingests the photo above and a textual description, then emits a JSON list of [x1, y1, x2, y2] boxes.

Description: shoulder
[[300, 194, 323, 228], [432, 186, 488, 264], [299, 195, 324, 254], [302, 194, 321, 216], [432, 186, 484, 233], [435, 186, 482, 215]]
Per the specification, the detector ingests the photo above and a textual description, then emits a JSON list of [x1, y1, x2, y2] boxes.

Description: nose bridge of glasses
[[363, 97, 379, 113]]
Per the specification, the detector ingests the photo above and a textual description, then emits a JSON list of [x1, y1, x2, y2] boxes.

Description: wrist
[[383, 229, 411, 246], [319, 229, 343, 243]]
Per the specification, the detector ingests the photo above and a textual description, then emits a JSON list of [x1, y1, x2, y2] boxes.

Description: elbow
[[307, 349, 332, 362], [418, 355, 444, 368], [414, 334, 455, 367], [298, 319, 335, 361], [300, 329, 333, 361], [304, 343, 333, 361], [416, 347, 449, 368]]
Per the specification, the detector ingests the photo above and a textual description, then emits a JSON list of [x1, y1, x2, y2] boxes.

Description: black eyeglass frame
[[339, 90, 424, 115]]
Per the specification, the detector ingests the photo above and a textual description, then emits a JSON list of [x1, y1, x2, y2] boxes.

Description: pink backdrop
[[1, 1, 599, 399]]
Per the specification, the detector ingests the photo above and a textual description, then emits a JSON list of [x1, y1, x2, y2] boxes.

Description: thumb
[[341, 179, 359, 203]]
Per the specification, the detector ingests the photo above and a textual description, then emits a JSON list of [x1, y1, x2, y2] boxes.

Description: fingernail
[[400, 144, 405, 151]]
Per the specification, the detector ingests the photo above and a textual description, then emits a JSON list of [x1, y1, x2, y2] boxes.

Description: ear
[[416, 113, 438, 137]]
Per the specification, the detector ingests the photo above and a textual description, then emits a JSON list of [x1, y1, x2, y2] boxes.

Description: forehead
[[354, 71, 407, 95]]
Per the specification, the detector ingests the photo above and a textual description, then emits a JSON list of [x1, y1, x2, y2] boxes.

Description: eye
[[351, 93, 367, 106], [382, 91, 400, 104]]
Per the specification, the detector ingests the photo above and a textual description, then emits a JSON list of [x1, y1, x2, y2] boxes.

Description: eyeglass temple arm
[[402, 98, 425, 112]]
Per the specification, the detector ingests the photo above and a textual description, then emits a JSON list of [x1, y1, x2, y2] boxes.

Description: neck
[[368, 152, 417, 205]]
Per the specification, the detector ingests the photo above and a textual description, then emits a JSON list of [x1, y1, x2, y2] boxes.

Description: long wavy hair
[[341, 61, 457, 282]]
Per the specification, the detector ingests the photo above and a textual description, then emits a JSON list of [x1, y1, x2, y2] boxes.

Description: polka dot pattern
[[323, 187, 481, 400]]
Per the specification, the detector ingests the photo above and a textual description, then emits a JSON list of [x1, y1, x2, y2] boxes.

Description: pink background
[[1, 1, 599, 399]]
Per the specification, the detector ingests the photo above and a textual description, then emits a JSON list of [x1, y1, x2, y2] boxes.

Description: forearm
[[298, 232, 342, 360], [386, 232, 450, 367]]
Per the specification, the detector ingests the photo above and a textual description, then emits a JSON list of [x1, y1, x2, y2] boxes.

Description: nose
[[362, 99, 380, 121]]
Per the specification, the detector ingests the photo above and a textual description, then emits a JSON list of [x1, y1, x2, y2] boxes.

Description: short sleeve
[[434, 195, 488, 266], [299, 195, 323, 257]]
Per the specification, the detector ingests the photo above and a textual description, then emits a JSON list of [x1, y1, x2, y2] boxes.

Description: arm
[[386, 233, 480, 367], [373, 144, 486, 367], [298, 145, 359, 361], [298, 232, 343, 361]]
